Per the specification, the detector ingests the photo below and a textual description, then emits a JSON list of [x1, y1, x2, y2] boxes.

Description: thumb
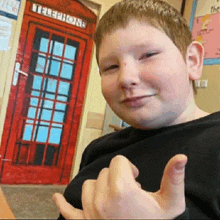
[[53, 193, 84, 219], [159, 154, 187, 205]]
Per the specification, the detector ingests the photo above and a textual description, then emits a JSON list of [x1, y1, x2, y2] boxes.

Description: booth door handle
[[13, 62, 28, 86]]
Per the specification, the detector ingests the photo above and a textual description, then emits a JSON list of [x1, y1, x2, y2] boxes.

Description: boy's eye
[[103, 65, 118, 72], [139, 52, 158, 60]]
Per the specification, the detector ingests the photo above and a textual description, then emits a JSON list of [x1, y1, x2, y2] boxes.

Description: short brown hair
[[94, 0, 197, 94]]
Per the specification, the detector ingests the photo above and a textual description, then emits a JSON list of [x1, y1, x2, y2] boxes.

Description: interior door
[[0, 22, 86, 184]]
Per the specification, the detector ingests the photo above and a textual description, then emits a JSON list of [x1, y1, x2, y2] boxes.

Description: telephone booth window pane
[[32, 76, 42, 90], [52, 123, 62, 128], [50, 35, 65, 57], [53, 111, 65, 123], [64, 45, 77, 60], [48, 58, 61, 77], [45, 146, 57, 166], [65, 39, 79, 60], [39, 38, 49, 53], [43, 100, 54, 109], [60, 62, 73, 80], [33, 29, 49, 52], [58, 81, 70, 95], [23, 124, 33, 141], [45, 79, 57, 93], [57, 95, 68, 102], [30, 98, 39, 106], [36, 55, 46, 73], [32, 91, 40, 97], [28, 107, 37, 119], [36, 126, 48, 142], [56, 102, 66, 111], [49, 127, 62, 144], [40, 109, 52, 121], [45, 93, 55, 100], [34, 145, 45, 165]]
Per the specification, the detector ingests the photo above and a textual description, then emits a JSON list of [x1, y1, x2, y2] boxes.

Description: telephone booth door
[[0, 0, 96, 184]]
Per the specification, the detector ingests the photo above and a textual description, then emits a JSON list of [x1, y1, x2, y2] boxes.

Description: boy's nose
[[118, 61, 141, 89]]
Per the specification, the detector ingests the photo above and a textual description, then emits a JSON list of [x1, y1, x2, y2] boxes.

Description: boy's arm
[[53, 154, 188, 219]]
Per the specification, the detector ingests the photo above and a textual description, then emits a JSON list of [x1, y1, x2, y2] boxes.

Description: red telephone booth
[[0, 0, 97, 184]]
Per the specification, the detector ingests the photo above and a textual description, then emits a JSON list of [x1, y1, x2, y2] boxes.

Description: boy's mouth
[[121, 95, 155, 107]]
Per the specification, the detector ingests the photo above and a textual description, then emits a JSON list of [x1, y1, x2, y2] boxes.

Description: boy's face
[[99, 19, 196, 129]]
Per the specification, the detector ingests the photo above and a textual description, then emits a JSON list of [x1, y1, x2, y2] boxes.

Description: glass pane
[[50, 35, 65, 57], [49, 127, 62, 144], [36, 55, 46, 73], [33, 29, 49, 52], [64, 44, 77, 60], [49, 58, 61, 77], [30, 98, 39, 107], [60, 62, 73, 80], [58, 81, 70, 95], [40, 109, 52, 121], [55, 102, 66, 111], [32, 91, 40, 97], [34, 144, 45, 165], [23, 124, 33, 141], [26, 119, 34, 124], [32, 76, 42, 90], [39, 38, 49, 53], [45, 145, 57, 166], [45, 79, 57, 93], [57, 95, 68, 102], [52, 123, 63, 128], [45, 93, 55, 100], [40, 121, 50, 126], [27, 107, 37, 119], [36, 126, 48, 142], [65, 39, 79, 60], [53, 111, 64, 123], [43, 100, 54, 109]]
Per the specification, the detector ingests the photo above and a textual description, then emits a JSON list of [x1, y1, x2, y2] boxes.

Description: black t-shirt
[[58, 112, 220, 219]]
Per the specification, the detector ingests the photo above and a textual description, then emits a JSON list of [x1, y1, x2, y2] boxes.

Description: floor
[[0, 184, 66, 219]]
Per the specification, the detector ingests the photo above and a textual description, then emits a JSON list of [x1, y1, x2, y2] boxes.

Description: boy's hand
[[53, 154, 187, 219]]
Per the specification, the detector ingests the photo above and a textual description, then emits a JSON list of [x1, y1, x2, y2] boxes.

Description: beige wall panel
[[195, 66, 220, 113], [163, 0, 183, 12], [184, 0, 194, 22], [86, 112, 105, 129]]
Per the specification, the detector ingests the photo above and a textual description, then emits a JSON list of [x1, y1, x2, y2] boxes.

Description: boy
[[54, 0, 220, 219]]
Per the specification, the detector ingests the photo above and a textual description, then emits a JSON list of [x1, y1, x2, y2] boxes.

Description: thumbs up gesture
[[53, 154, 187, 219]]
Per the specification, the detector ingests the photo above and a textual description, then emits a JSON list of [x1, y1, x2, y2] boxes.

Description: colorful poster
[[190, 0, 220, 65], [0, 0, 21, 20]]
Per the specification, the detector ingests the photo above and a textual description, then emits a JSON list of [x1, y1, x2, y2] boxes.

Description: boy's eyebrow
[[99, 54, 117, 66]]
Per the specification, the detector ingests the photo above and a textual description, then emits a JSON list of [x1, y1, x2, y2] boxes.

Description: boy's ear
[[186, 41, 204, 80]]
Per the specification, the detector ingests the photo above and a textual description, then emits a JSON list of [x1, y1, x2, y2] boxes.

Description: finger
[[52, 193, 84, 219], [159, 154, 187, 204], [95, 168, 109, 199], [109, 155, 139, 190], [94, 168, 110, 214], [81, 179, 96, 218]]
